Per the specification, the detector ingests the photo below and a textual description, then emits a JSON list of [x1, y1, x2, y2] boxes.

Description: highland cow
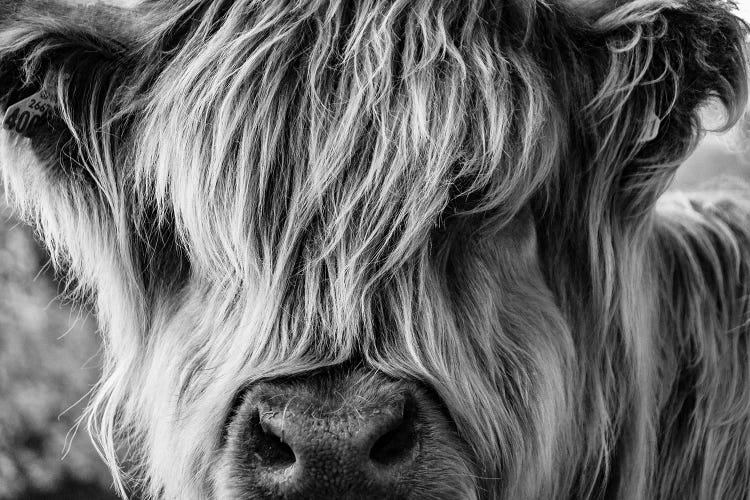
[[0, 0, 749, 498]]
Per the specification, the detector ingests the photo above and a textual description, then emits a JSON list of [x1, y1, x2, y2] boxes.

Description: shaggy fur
[[0, 0, 748, 498]]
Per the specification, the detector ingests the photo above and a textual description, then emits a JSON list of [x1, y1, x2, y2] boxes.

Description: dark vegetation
[[0, 202, 117, 499]]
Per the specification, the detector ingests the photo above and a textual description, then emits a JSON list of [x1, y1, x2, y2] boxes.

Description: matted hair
[[0, 0, 748, 498]]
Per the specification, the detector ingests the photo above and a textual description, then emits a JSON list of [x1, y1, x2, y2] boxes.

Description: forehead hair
[[133, 0, 562, 308], [123, 0, 569, 344]]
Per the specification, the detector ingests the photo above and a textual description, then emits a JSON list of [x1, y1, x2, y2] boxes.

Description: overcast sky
[[740, 2, 750, 21]]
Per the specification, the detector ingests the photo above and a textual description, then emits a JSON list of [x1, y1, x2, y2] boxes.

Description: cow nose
[[220, 371, 476, 499], [237, 386, 419, 498]]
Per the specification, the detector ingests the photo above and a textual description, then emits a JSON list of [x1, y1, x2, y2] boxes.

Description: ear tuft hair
[[582, 0, 748, 216], [0, 2, 136, 180]]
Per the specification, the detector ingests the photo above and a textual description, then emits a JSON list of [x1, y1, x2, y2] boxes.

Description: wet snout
[[249, 389, 417, 493], [218, 370, 473, 500]]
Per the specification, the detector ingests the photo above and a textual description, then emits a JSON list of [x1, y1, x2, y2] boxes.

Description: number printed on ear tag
[[3, 88, 57, 137]]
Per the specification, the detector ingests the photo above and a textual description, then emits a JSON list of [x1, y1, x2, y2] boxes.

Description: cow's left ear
[[561, 0, 748, 216]]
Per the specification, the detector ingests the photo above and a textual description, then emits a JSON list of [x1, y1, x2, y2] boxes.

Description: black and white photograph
[[1, 0, 750, 498]]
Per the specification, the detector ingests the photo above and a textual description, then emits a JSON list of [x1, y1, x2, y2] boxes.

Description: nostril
[[248, 410, 296, 468], [369, 398, 418, 466]]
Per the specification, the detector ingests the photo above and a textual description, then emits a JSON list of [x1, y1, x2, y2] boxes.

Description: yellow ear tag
[[3, 88, 56, 137]]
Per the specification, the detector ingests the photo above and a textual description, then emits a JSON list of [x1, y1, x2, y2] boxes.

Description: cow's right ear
[[0, 1, 144, 295], [0, 1, 137, 173]]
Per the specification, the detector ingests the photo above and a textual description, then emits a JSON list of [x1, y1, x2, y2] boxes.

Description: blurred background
[[0, 1, 748, 500]]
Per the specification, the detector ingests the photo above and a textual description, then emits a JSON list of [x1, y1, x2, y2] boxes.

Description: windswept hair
[[0, 0, 747, 498]]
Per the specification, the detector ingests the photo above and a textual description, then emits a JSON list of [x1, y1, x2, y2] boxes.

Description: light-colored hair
[[0, 0, 748, 498]]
